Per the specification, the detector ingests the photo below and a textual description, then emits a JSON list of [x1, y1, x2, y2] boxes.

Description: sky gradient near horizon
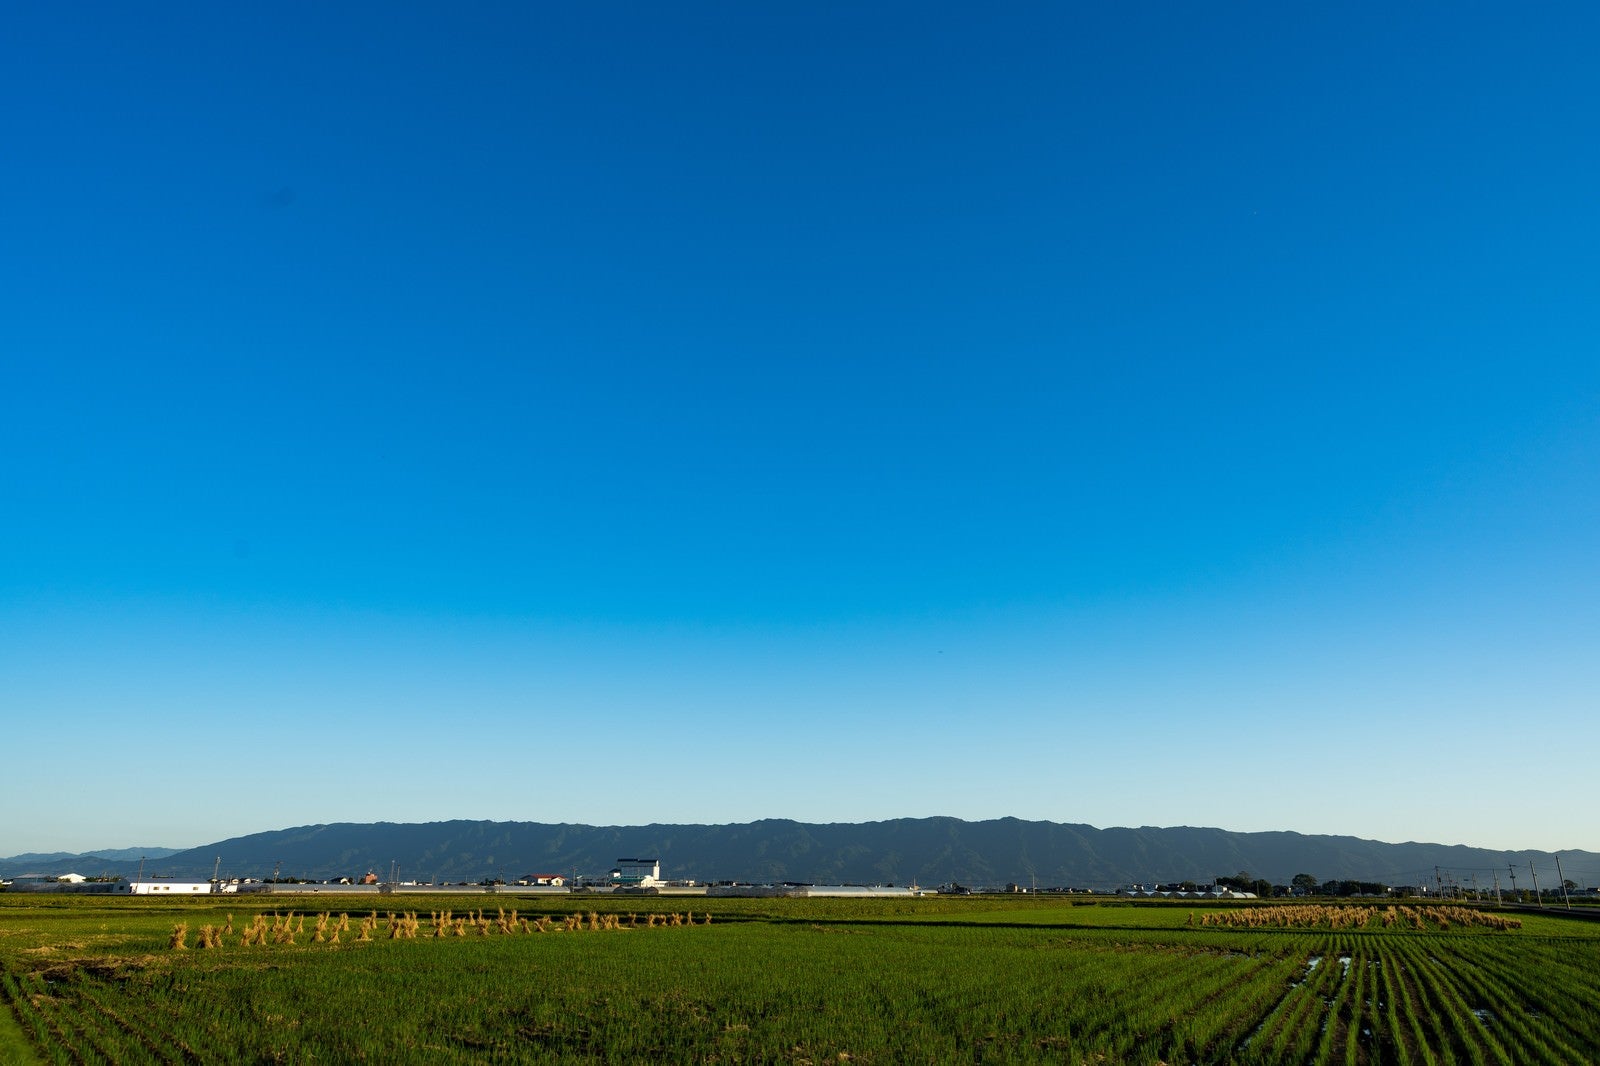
[[4, 3, 1597, 858]]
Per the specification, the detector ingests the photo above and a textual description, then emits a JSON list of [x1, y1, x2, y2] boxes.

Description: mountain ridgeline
[[6, 819, 1588, 890]]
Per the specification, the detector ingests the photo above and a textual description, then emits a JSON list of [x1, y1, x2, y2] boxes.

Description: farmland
[[2, 894, 1597, 1063]]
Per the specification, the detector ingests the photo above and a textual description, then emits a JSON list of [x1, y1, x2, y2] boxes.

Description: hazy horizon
[[5, 5, 1596, 857]]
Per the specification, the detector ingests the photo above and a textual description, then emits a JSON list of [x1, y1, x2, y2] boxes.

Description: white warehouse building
[[121, 880, 225, 895]]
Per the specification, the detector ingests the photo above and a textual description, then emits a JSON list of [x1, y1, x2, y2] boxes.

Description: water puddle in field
[[1339, 956, 1352, 977], [1286, 956, 1323, 989], [1242, 955, 1337, 1051], [1473, 1009, 1496, 1024]]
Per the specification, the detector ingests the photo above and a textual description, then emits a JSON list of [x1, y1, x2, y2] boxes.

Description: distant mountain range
[[2, 820, 1591, 889], [0, 847, 181, 870]]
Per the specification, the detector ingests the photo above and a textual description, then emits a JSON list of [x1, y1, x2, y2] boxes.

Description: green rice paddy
[[2, 893, 1596, 1063]]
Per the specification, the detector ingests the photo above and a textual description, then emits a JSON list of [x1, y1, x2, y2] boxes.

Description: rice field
[[2, 893, 1597, 1063]]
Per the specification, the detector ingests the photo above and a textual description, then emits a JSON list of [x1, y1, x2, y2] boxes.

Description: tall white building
[[613, 858, 662, 887]]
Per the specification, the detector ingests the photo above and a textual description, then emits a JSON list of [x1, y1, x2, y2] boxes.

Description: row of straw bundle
[[1192, 902, 1523, 932], [171, 906, 715, 949]]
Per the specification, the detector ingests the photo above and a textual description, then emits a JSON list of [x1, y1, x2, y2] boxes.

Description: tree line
[[1210, 872, 1393, 897]]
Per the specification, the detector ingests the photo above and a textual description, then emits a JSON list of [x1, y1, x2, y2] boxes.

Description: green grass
[[0, 988, 39, 1066], [3, 893, 1598, 1063]]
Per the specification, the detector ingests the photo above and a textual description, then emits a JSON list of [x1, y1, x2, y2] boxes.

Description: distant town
[[9, 858, 1587, 904]]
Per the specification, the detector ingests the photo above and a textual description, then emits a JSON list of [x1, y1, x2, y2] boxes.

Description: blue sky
[[3, 3, 1597, 859]]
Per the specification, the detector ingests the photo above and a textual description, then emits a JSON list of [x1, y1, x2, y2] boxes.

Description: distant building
[[707, 884, 926, 898], [519, 874, 567, 887], [1117, 886, 1257, 899], [613, 859, 662, 888], [6, 873, 129, 894], [122, 880, 216, 895], [7, 875, 75, 892]]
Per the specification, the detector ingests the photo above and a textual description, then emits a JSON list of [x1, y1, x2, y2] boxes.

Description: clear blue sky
[[4, 3, 1596, 858]]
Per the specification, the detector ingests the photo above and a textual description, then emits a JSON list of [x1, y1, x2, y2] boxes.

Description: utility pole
[[1531, 861, 1543, 907], [1492, 870, 1502, 907], [136, 855, 145, 891], [1508, 865, 1518, 902], [273, 860, 282, 884], [1555, 854, 1572, 910], [212, 856, 222, 884]]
